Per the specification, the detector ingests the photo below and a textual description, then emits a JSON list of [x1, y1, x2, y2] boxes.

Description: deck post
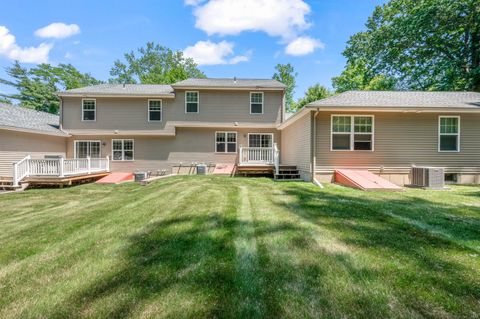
[[12, 162, 18, 187], [59, 157, 65, 177], [106, 156, 110, 172], [87, 156, 91, 174], [26, 155, 31, 177]]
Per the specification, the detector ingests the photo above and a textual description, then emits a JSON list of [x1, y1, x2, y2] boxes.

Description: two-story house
[[58, 78, 286, 175], [2, 79, 480, 190]]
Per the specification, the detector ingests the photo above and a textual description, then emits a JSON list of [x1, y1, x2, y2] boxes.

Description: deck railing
[[13, 155, 31, 187], [13, 156, 109, 186], [239, 144, 279, 166]]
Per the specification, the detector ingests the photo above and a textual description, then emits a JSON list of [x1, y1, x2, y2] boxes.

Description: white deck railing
[[13, 156, 109, 186], [239, 143, 279, 166], [13, 155, 31, 187]]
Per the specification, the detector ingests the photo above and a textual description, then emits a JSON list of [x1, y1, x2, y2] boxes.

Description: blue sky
[[0, 0, 386, 100]]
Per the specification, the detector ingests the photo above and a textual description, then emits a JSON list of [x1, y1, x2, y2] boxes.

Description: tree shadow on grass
[[50, 213, 306, 318], [274, 184, 480, 316]]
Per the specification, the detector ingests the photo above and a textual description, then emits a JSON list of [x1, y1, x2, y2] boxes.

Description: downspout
[[59, 96, 63, 131], [311, 109, 323, 188], [59, 96, 68, 158]]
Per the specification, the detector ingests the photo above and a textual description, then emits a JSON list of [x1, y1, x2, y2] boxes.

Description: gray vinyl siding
[[66, 128, 280, 173], [280, 111, 312, 180], [61, 90, 282, 130], [316, 111, 480, 173], [0, 130, 66, 177]]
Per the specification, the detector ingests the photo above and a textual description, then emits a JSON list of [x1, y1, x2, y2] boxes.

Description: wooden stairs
[[0, 177, 27, 192], [236, 165, 302, 181], [274, 166, 302, 181]]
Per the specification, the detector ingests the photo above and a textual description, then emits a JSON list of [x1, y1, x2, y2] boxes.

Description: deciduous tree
[[272, 63, 297, 111], [333, 0, 480, 92], [0, 62, 101, 114], [109, 42, 206, 84]]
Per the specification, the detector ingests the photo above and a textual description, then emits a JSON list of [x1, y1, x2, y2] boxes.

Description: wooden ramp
[[96, 172, 134, 184], [334, 169, 403, 191]]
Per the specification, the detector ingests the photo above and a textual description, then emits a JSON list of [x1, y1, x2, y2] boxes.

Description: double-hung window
[[216, 132, 237, 153], [148, 100, 162, 122], [82, 99, 96, 121], [331, 115, 374, 151], [185, 91, 199, 113], [439, 116, 460, 152], [112, 139, 134, 161], [250, 92, 264, 114]]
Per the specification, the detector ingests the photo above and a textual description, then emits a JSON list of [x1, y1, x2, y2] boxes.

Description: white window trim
[[73, 140, 101, 158], [330, 115, 375, 152], [185, 91, 199, 114], [247, 133, 274, 148], [438, 115, 460, 153], [148, 99, 163, 122], [111, 139, 135, 161], [250, 92, 264, 115], [215, 131, 237, 153], [81, 98, 96, 122]]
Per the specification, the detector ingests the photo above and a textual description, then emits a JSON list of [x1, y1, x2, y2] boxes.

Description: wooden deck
[[25, 172, 110, 187]]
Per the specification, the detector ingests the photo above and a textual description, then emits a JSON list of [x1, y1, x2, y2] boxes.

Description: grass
[[0, 176, 479, 318]]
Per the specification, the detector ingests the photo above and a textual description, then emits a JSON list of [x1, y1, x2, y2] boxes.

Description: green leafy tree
[[334, 0, 480, 92], [0, 62, 101, 114], [332, 59, 396, 92], [109, 42, 206, 84], [272, 63, 297, 111], [296, 84, 332, 109]]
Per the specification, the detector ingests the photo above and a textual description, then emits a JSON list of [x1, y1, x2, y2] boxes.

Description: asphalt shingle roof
[[0, 104, 66, 135], [172, 78, 286, 89], [307, 91, 480, 109], [58, 84, 174, 96]]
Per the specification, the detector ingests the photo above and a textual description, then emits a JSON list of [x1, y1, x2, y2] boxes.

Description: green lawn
[[0, 176, 479, 318]]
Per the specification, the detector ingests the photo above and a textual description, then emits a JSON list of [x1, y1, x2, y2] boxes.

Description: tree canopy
[[296, 84, 331, 109], [109, 42, 206, 84], [333, 0, 480, 92], [272, 63, 297, 111], [0, 62, 101, 114]]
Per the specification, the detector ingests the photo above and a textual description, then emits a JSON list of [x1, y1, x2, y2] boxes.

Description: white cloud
[[0, 26, 52, 63], [183, 40, 250, 66], [35, 23, 80, 39], [285, 36, 324, 56], [188, 0, 311, 40]]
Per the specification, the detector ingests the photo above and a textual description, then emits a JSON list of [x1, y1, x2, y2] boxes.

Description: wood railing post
[[12, 162, 18, 187], [87, 156, 91, 174], [26, 155, 31, 177], [106, 156, 110, 172], [59, 157, 65, 177]]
